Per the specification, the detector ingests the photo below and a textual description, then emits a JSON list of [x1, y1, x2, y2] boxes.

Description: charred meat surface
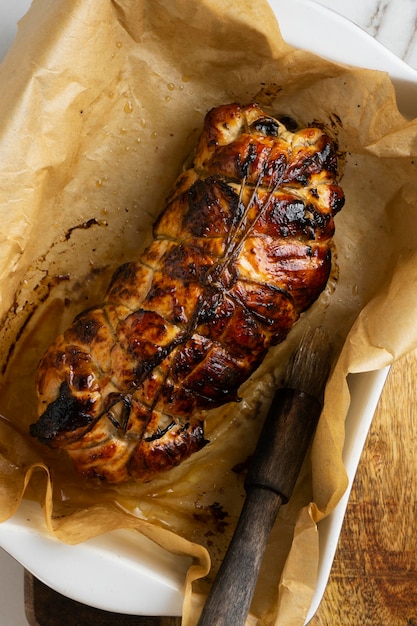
[[31, 103, 344, 483]]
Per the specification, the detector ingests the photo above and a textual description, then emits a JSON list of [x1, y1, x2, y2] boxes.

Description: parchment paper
[[1, 1, 417, 624]]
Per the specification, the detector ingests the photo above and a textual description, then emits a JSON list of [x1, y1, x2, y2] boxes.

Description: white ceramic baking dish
[[0, 0, 416, 622]]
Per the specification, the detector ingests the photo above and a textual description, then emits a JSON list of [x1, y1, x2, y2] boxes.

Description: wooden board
[[24, 571, 181, 625], [310, 348, 417, 624], [24, 349, 417, 624]]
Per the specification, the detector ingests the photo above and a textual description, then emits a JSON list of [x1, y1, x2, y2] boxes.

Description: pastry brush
[[197, 327, 332, 626]]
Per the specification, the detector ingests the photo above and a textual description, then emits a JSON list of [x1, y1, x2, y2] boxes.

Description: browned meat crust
[[31, 103, 344, 483]]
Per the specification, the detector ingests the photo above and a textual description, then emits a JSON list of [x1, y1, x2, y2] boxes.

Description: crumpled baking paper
[[1, 1, 417, 624]]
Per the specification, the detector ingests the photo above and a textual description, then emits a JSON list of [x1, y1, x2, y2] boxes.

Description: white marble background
[[0, 0, 416, 624], [315, 0, 417, 69]]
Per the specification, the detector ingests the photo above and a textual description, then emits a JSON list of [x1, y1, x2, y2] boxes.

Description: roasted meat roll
[[31, 102, 344, 483]]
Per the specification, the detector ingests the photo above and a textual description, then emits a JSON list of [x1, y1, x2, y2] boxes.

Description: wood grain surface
[[309, 348, 417, 625], [24, 349, 417, 625]]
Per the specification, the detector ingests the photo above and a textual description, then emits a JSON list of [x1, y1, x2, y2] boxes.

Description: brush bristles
[[285, 327, 332, 402]]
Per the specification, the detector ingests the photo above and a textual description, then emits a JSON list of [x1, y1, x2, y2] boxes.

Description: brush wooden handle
[[196, 389, 322, 626], [245, 389, 322, 500]]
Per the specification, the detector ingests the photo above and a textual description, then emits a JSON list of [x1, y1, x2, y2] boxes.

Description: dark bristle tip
[[285, 327, 332, 401]]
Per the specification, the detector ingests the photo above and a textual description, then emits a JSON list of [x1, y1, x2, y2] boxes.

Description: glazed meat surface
[[31, 103, 344, 483]]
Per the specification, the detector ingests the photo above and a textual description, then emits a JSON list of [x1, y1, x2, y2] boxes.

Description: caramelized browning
[[31, 103, 344, 483]]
